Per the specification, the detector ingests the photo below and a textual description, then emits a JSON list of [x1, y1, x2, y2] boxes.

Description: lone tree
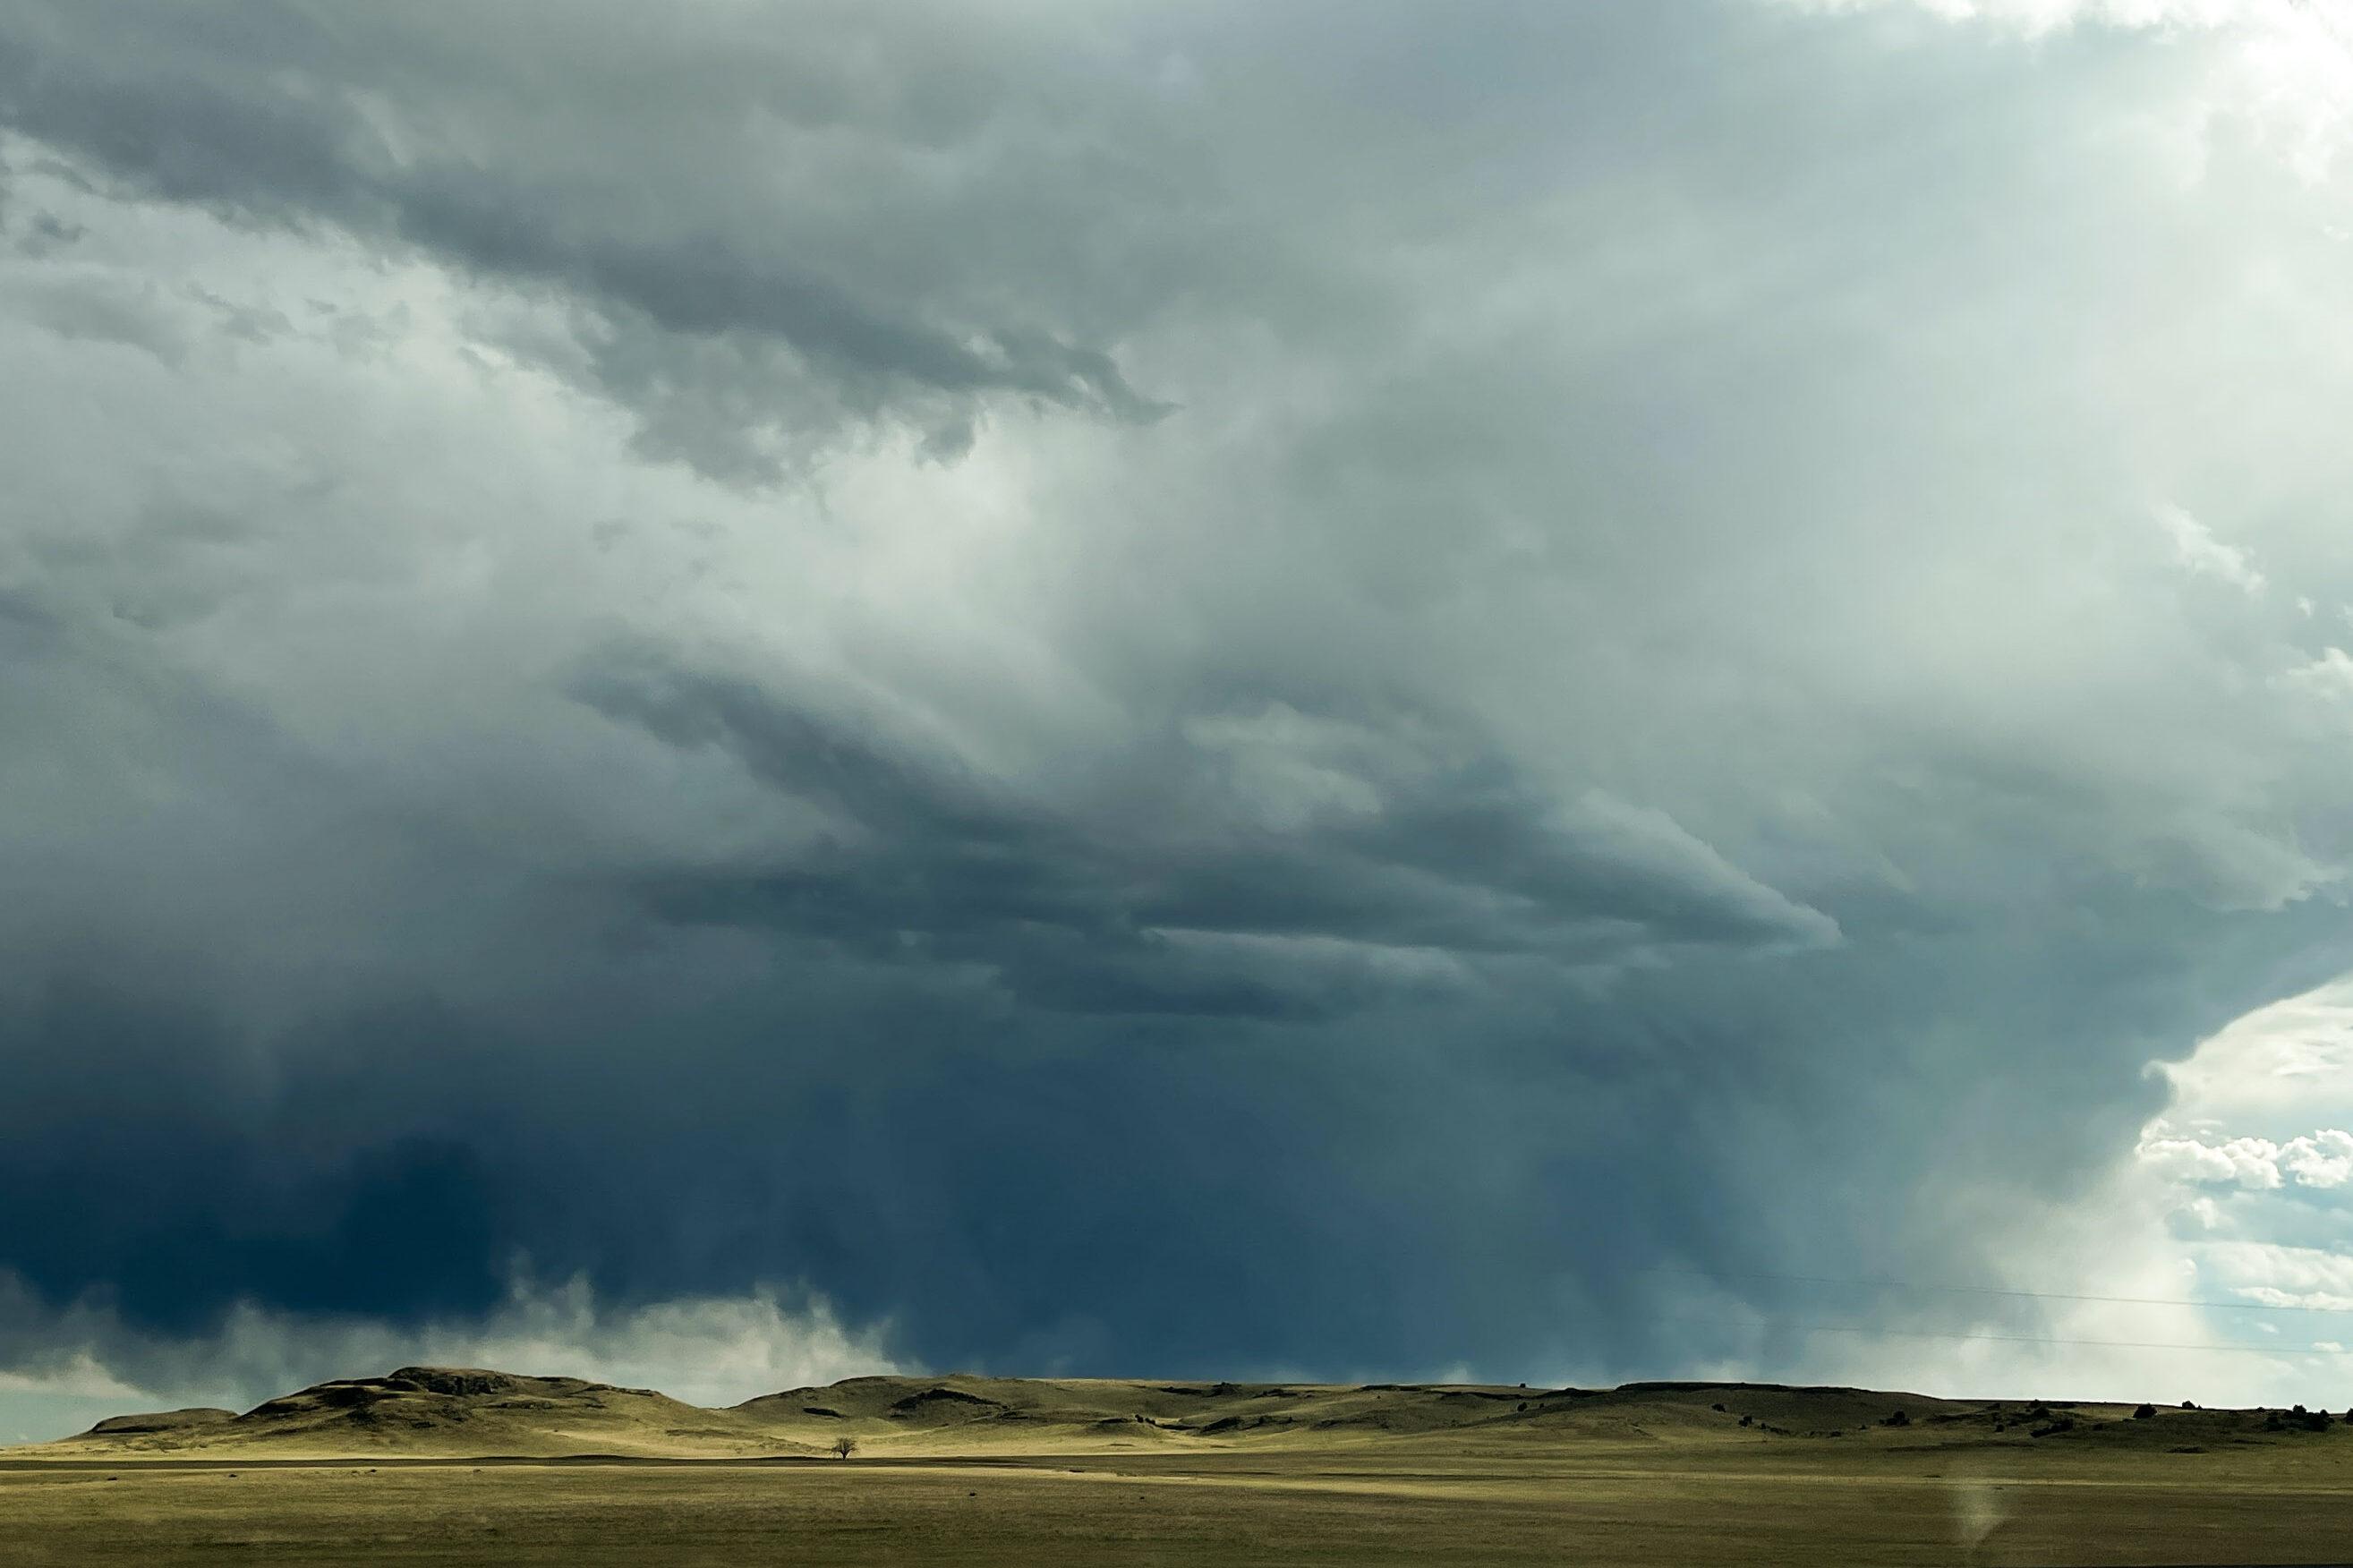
[[831, 1436, 858, 1461]]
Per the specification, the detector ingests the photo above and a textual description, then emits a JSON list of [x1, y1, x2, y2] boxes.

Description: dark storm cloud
[[573, 648, 1837, 1018], [0, 573, 1841, 1380], [0, 0, 1172, 477], [4, 0, 2353, 1433]]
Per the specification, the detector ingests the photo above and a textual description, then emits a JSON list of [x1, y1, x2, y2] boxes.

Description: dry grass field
[[5, 1369, 2351, 1564]]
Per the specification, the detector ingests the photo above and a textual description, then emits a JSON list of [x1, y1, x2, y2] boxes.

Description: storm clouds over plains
[[4, 0, 2353, 1434]]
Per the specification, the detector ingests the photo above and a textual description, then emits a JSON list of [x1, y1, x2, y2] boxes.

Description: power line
[[1660, 1313, 2353, 1358], [1640, 1265, 2353, 1316]]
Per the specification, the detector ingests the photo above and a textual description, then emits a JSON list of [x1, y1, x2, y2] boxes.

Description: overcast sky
[[4, 0, 2353, 1442]]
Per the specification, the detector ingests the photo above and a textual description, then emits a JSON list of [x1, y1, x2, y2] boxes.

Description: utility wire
[[1639, 1265, 2353, 1316]]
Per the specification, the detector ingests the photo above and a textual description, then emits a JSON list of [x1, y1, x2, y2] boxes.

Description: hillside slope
[[31, 1367, 809, 1460], [28, 1368, 2340, 1461]]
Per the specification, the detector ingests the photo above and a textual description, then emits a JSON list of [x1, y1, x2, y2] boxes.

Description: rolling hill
[[25, 1368, 2340, 1462], [28, 1367, 806, 1460]]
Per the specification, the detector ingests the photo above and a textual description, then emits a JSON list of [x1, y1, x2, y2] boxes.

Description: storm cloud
[[4, 0, 2353, 1436]]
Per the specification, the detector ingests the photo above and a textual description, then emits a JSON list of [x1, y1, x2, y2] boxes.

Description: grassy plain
[[5, 1372, 2350, 1565]]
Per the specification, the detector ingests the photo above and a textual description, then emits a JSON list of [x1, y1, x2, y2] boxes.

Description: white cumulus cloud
[[2134, 1128, 2353, 1190], [2156, 504, 2266, 596], [2280, 647, 2353, 701], [2136, 1131, 2289, 1188], [2281, 1129, 2353, 1189]]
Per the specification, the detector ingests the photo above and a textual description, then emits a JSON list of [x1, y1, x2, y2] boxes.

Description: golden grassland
[[5, 1370, 2351, 1564]]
